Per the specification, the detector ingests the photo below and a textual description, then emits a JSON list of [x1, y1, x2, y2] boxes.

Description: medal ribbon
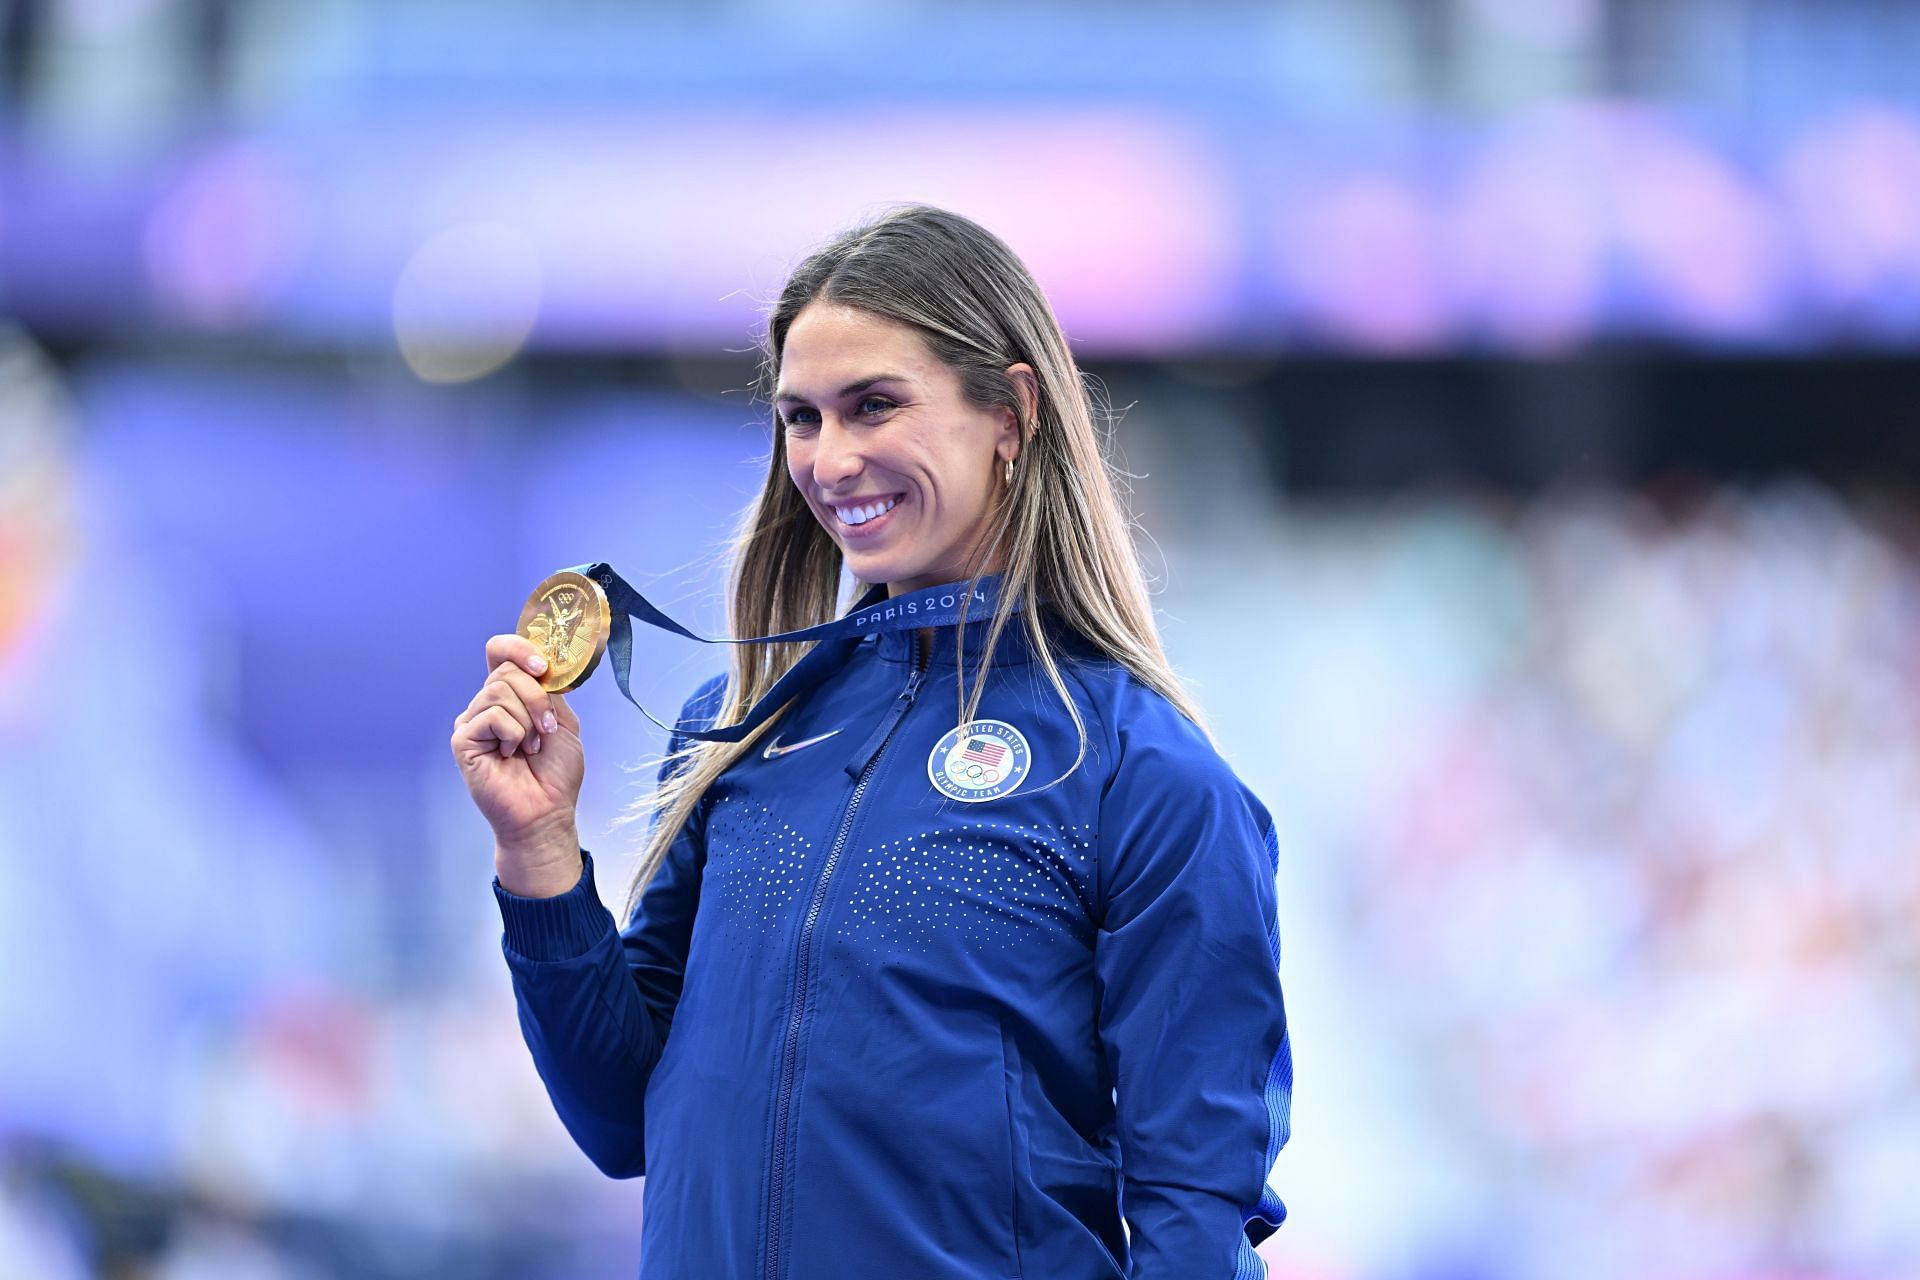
[[566, 562, 1022, 743]]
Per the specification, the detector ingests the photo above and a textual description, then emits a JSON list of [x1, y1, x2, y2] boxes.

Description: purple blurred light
[[1444, 109, 1610, 351], [1611, 117, 1788, 339], [13, 102, 1920, 350], [1782, 106, 1920, 313], [1280, 174, 1452, 352], [143, 143, 308, 329]]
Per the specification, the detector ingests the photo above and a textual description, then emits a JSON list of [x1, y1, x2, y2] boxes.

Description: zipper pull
[[844, 664, 926, 778]]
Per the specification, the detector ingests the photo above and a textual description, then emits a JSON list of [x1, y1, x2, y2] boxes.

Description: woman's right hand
[[451, 634, 587, 893]]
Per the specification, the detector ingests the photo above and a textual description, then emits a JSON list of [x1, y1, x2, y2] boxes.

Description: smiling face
[[777, 302, 1028, 596]]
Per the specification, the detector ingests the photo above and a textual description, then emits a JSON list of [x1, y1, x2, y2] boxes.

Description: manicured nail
[[542, 711, 557, 733], [529, 734, 542, 754], [527, 653, 548, 674]]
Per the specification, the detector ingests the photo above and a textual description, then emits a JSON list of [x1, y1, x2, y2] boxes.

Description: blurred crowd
[[1351, 485, 1920, 1278], [1170, 478, 1920, 1280]]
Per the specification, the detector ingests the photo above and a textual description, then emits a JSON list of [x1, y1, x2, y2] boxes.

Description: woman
[[450, 204, 1292, 1280]]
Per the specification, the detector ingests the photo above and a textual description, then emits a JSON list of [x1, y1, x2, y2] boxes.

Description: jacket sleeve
[[491, 671, 728, 1179], [1093, 701, 1293, 1279]]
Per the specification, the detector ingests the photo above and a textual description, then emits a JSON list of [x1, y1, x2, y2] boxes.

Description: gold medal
[[516, 569, 611, 692]]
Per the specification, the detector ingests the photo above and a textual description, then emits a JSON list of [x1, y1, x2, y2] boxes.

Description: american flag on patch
[[961, 738, 1007, 767]]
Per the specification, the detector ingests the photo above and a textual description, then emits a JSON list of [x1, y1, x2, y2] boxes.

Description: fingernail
[[529, 733, 542, 754], [542, 711, 557, 733], [527, 653, 548, 674]]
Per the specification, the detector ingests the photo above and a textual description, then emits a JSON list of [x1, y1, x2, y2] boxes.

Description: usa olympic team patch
[[927, 719, 1031, 803]]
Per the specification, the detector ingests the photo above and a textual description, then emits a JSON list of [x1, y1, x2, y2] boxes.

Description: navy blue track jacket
[[493, 594, 1293, 1279]]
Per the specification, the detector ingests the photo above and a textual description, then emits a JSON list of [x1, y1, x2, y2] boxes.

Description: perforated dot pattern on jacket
[[704, 796, 816, 932], [835, 819, 1097, 961]]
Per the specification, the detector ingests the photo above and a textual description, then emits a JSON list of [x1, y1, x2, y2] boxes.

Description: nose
[[810, 416, 863, 492]]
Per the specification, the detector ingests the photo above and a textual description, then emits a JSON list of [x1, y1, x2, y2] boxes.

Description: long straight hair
[[613, 203, 1210, 923]]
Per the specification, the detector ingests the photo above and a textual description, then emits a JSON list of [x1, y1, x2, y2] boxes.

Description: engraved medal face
[[928, 719, 1032, 803], [516, 570, 611, 692]]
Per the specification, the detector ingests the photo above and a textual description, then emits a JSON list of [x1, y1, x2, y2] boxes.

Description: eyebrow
[[774, 374, 911, 406]]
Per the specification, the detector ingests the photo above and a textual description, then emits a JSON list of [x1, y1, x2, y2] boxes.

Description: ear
[[999, 362, 1039, 462]]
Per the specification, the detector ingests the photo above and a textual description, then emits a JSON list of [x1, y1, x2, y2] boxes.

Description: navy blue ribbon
[[566, 563, 1019, 743]]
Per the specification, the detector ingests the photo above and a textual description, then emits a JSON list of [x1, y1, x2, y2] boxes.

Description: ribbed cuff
[[493, 848, 616, 961]]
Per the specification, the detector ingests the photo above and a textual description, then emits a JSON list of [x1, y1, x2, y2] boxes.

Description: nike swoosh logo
[[762, 727, 845, 759]]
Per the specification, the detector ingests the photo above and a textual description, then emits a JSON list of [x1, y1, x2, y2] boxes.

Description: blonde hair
[[613, 203, 1210, 923]]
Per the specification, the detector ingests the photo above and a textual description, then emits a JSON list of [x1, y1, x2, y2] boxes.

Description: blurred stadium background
[[3, 0, 1919, 1276]]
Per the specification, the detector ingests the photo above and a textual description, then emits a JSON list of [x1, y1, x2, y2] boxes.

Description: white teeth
[[835, 494, 901, 526]]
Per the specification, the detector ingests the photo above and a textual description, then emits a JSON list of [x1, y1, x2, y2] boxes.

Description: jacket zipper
[[764, 641, 928, 1280]]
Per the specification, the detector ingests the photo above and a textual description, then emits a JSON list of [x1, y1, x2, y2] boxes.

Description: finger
[[489, 659, 574, 738], [470, 672, 536, 747], [455, 675, 515, 727], [485, 660, 557, 737], [456, 704, 527, 761], [485, 632, 553, 682]]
